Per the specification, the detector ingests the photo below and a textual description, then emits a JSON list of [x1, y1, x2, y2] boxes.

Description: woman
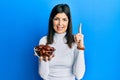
[[37, 4, 85, 80]]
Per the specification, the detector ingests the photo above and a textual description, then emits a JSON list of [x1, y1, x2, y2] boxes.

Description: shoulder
[[39, 36, 47, 45]]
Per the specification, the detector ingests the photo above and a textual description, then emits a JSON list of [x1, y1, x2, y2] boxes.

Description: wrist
[[77, 46, 85, 50]]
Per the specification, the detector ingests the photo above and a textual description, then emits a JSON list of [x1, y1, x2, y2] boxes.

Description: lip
[[57, 27, 63, 30]]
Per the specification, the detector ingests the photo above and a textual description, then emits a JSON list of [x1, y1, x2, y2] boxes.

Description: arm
[[38, 36, 49, 79], [38, 60, 49, 79], [73, 46, 85, 80]]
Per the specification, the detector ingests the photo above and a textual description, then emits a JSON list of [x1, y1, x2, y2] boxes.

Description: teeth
[[57, 27, 63, 30]]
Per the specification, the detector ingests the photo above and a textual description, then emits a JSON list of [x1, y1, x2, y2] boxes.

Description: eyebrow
[[54, 16, 68, 19]]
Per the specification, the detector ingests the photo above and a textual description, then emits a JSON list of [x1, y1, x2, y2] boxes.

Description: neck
[[54, 32, 67, 43], [55, 32, 66, 36]]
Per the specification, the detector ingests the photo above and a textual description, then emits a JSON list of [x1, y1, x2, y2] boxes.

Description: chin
[[56, 31, 65, 34]]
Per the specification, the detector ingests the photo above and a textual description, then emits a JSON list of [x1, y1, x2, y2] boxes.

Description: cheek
[[64, 22, 68, 29], [53, 24, 57, 31], [53, 21, 57, 27], [64, 26, 68, 31], [53, 22, 56, 28]]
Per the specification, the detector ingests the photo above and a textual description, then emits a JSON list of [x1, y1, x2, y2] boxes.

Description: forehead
[[54, 13, 68, 18]]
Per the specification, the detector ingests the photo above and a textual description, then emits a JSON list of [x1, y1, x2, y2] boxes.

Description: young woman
[[36, 4, 85, 80]]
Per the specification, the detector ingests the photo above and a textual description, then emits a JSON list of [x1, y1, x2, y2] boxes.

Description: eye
[[53, 17, 59, 21], [63, 18, 68, 21]]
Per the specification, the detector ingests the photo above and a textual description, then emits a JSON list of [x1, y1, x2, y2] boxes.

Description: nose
[[58, 20, 62, 25]]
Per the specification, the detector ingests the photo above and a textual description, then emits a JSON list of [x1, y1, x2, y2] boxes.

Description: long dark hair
[[47, 4, 74, 48]]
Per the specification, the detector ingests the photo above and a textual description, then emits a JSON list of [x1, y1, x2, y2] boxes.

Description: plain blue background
[[0, 0, 120, 80]]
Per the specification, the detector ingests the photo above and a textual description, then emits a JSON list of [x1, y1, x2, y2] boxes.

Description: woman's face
[[53, 13, 69, 34]]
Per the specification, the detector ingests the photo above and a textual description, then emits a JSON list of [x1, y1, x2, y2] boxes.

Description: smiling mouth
[[57, 26, 64, 30]]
